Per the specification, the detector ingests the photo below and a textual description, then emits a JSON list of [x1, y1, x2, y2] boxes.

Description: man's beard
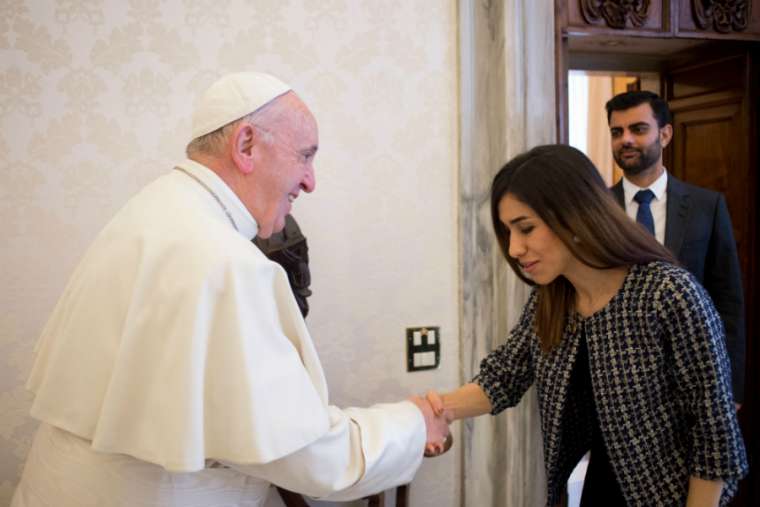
[[614, 138, 662, 175]]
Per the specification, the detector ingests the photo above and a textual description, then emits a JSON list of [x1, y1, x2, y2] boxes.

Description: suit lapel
[[611, 180, 625, 208], [665, 175, 690, 255]]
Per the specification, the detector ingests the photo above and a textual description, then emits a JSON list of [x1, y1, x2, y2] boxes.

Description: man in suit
[[606, 90, 746, 405]]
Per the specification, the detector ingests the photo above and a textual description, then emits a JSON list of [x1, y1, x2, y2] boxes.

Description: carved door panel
[[664, 50, 758, 507], [562, 0, 760, 39], [678, 0, 760, 39], [567, 0, 670, 34]]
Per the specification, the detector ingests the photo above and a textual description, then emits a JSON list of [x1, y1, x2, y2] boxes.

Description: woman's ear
[[230, 123, 256, 174]]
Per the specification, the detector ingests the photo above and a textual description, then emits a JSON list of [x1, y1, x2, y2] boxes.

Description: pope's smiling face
[[250, 94, 318, 239]]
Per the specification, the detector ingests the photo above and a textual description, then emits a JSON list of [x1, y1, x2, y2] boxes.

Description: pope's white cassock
[[12, 159, 426, 507]]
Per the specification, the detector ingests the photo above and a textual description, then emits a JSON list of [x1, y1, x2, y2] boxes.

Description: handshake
[[409, 391, 453, 458]]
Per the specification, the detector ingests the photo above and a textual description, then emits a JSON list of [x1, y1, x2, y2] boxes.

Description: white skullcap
[[191, 72, 291, 140]]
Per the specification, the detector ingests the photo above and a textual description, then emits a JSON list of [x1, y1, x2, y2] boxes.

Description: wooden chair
[[277, 484, 409, 507]]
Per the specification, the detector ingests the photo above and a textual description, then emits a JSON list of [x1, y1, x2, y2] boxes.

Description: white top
[[621, 170, 668, 245], [15, 160, 425, 506]]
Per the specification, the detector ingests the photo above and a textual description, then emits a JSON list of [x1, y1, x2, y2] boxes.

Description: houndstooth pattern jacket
[[475, 261, 748, 506]]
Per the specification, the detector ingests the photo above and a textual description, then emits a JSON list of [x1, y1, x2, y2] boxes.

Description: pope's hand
[[408, 395, 451, 457]]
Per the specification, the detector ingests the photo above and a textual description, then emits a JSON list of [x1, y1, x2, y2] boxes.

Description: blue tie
[[634, 189, 655, 236]]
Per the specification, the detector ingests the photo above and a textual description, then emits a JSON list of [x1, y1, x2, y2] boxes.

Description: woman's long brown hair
[[490, 145, 675, 352]]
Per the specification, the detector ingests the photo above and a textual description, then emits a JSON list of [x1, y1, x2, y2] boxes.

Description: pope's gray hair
[[185, 93, 289, 158]]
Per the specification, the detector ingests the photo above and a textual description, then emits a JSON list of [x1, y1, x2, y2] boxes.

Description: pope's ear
[[230, 123, 256, 174]]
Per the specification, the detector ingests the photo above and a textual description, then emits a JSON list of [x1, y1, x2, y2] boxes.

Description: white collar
[[622, 169, 668, 204], [175, 159, 259, 240]]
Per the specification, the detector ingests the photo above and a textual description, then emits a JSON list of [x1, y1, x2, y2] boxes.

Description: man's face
[[252, 97, 318, 238], [609, 102, 665, 176]]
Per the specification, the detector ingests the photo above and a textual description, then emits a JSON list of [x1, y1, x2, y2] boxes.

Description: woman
[[428, 145, 747, 506]]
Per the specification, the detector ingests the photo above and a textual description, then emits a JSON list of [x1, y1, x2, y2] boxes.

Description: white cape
[[26, 160, 420, 479]]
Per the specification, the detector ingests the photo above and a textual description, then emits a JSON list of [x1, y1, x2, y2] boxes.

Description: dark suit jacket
[[611, 175, 746, 402]]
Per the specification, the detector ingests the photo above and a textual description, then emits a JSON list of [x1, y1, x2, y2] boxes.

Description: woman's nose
[[508, 237, 525, 258]]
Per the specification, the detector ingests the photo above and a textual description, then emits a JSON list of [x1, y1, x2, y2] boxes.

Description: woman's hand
[[418, 384, 493, 457], [425, 389, 447, 418], [408, 396, 451, 457], [425, 383, 493, 422]]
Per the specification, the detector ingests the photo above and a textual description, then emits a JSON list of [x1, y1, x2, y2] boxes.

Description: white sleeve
[[224, 400, 425, 501]]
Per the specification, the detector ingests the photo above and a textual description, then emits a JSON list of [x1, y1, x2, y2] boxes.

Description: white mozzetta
[[16, 160, 425, 505]]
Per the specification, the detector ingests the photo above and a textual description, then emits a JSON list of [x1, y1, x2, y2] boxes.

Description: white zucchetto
[[191, 72, 291, 140]]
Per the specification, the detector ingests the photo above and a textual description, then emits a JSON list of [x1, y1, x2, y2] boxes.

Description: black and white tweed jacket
[[475, 261, 748, 506]]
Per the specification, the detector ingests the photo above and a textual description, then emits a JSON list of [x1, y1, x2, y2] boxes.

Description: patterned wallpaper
[[0, 1, 459, 505]]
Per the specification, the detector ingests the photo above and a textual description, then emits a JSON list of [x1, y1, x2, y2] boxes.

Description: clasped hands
[[409, 390, 452, 457]]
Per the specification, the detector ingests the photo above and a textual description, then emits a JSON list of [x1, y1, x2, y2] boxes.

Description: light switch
[[406, 326, 440, 371]]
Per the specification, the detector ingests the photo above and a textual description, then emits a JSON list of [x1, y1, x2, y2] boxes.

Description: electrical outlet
[[406, 326, 440, 371]]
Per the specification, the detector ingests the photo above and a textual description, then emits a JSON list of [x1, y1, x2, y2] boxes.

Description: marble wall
[[458, 1, 556, 505]]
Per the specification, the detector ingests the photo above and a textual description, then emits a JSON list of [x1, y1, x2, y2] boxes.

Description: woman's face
[[498, 193, 574, 285]]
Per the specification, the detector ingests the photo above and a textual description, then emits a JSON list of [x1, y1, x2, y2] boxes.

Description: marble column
[[458, 1, 556, 505]]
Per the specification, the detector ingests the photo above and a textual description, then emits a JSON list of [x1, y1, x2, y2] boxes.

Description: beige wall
[[0, 2, 460, 506]]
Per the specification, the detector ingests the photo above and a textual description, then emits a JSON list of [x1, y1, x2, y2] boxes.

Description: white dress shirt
[[621, 170, 668, 245]]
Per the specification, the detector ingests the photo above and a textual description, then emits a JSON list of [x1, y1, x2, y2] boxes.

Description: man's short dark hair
[[605, 91, 672, 128]]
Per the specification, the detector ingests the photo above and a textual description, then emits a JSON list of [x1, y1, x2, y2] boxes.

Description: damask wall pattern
[[0, 1, 460, 505]]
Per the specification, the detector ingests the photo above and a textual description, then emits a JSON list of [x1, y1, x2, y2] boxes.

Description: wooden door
[[665, 52, 753, 292], [664, 48, 759, 507]]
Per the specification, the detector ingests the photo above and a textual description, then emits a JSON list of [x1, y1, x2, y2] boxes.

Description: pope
[[11, 72, 450, 507]]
